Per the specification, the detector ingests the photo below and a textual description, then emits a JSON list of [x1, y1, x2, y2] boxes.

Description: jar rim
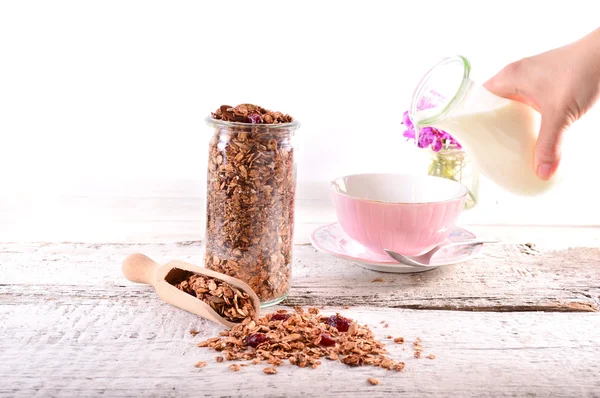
[[205, 116, 301, 130], [409, 55, 472, 127], [431, 147, 466, 156]]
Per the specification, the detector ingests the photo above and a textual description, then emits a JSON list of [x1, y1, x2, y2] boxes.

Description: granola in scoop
[[173, 272, 256, 323]]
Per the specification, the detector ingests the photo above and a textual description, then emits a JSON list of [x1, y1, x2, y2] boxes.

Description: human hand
[[484, 29, 600, 180]]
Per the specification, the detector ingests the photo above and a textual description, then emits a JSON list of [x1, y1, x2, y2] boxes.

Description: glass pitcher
[[409, 55, 561, 197]]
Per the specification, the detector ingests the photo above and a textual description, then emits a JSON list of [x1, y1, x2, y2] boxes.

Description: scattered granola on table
[[205, 104, 299, 303], [172, 272, 256, 323], [413, 340, 423, 351], [194, 307, 406, 373], [367, 378, 380, 385], [412, 339, 426, 359]]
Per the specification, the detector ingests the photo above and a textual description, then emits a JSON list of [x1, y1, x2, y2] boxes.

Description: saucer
[[309, 222, 480, 273]]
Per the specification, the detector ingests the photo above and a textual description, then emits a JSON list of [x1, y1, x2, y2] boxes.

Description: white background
[[1, 0, 599, 241]]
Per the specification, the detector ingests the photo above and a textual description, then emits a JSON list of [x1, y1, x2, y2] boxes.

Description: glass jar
[[427, 148, 479, 209], [203, 117, 300, 307], [409, 55, 561, 197]]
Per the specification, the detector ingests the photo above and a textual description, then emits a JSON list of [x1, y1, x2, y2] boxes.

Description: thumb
[[484, 64, 520, 100], [535, 111, 568, 180], [484, 62, 539, 110], [483, 59, 540, 111]]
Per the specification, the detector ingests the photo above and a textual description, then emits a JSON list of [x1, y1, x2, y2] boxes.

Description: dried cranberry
[[247, 113, 263, 124], [319, 333, 335, 347], [270, 313, 291, 321], [246, 333, 267, 348], [325, 314, 351, 332]]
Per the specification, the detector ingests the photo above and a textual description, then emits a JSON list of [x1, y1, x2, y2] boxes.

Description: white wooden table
[[1, 185, 599, 397]]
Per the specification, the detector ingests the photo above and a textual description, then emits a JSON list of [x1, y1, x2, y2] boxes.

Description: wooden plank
[[1, 299, 599, 397], [289, 244, 600, 312], [1, 242, 599, 312]]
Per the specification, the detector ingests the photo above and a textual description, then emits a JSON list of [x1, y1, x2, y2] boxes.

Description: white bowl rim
[[330, 173, 468, 205]]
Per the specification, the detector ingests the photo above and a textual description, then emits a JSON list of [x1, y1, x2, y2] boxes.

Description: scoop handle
[[122, 253, 160, 285]]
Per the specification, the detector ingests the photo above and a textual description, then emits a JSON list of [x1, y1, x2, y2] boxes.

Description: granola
[[211, 104, 293, 124], [367, 378, 379, 385], [195, 307, 406, 373], [173, 271, 256, 323], [413, 341, 423, 351], [205, 104, 298, 303]]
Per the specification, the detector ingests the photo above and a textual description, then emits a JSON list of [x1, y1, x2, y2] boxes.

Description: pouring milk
[[410, 56, 560, 197]]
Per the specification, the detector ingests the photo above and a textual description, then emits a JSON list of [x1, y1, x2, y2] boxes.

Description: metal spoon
[[384, 239, 499, 268]]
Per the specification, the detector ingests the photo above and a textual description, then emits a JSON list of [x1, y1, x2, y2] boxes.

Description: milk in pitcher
[[410, 56, 560, 197]]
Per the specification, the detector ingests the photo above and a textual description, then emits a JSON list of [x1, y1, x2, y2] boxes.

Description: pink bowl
[[330, 173, 467, 256]]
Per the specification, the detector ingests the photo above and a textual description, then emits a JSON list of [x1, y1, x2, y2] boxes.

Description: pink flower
[[401, 109, 461, 152]]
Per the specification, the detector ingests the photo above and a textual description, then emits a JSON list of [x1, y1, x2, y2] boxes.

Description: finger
[[535, 110, 568, 180]]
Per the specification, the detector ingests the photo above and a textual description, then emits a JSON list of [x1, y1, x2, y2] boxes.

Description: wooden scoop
[[122, 253, 261, 328]]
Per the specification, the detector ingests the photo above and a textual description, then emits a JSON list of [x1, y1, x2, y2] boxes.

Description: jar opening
[[205, 116, 300, 131], [409, 55, 472, 127]]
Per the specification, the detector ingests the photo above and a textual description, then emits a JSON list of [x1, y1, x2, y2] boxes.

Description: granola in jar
[[204, 104, 299, 306]]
